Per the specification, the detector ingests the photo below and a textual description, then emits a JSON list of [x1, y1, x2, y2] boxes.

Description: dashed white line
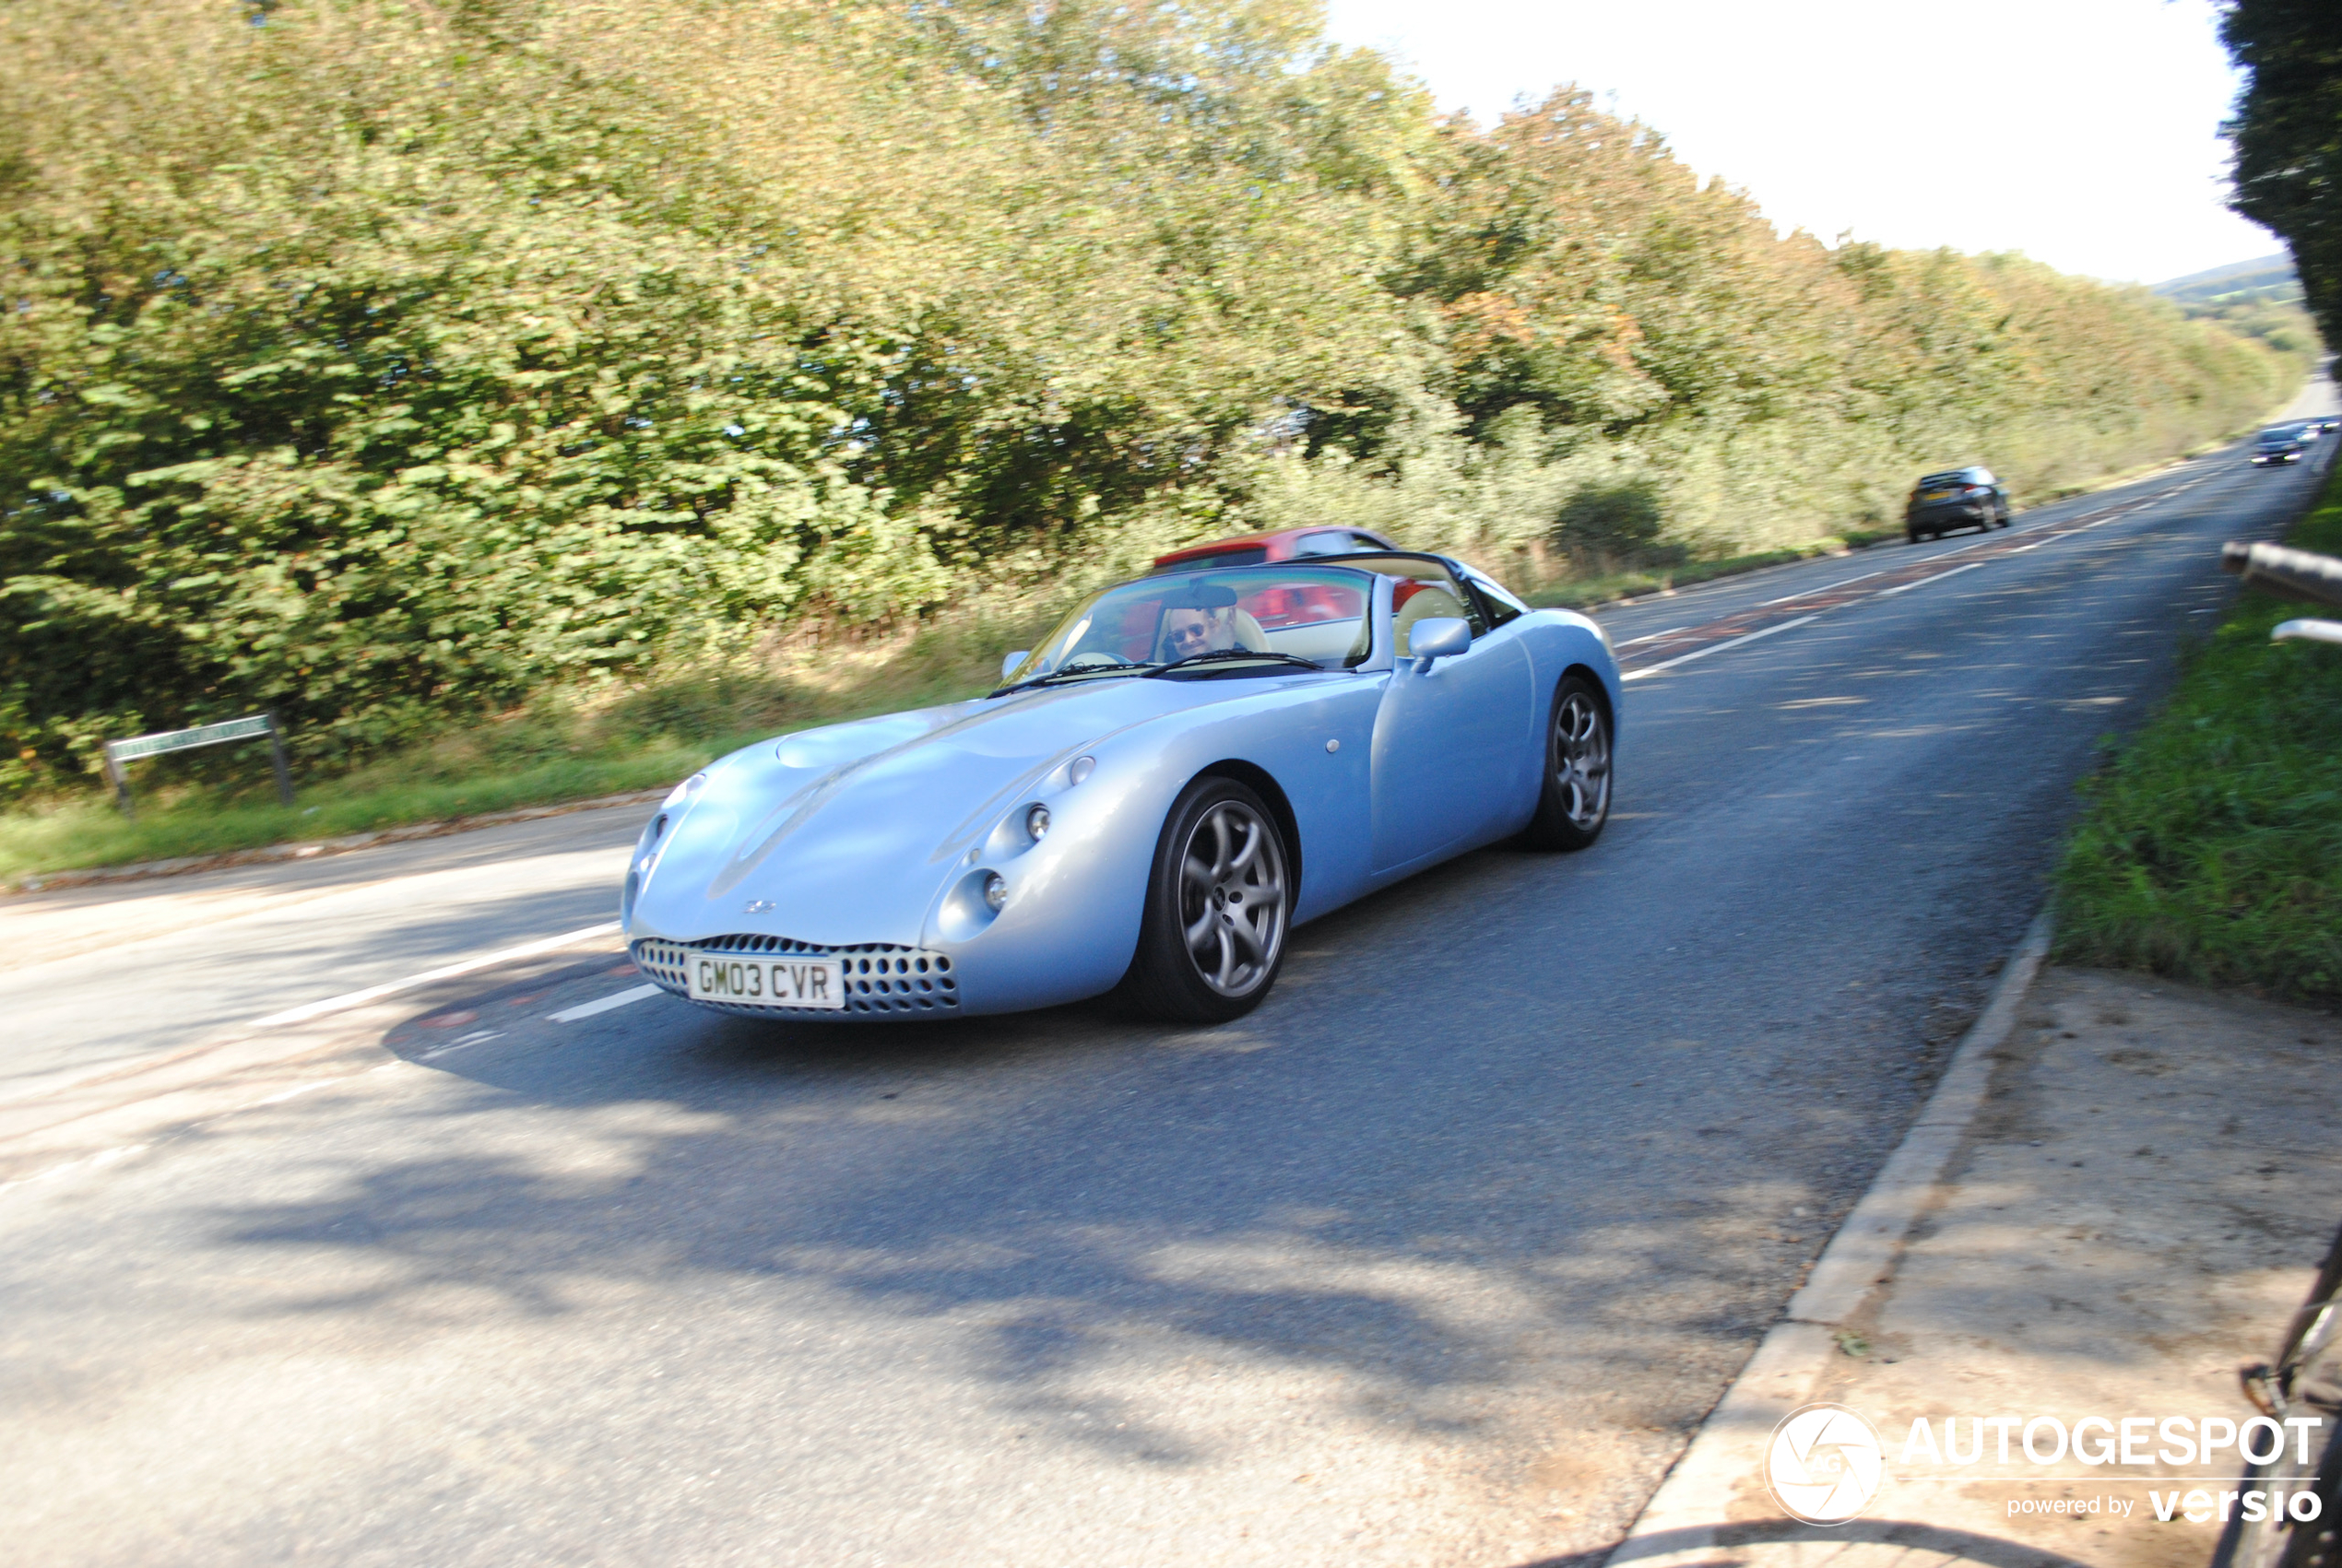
[[421, 1030, 506, 1059], [1762, 570, 1880, 606], [1615, 625, 1689, 647], [1877, 561, 1984, 596], [249, 1079, 337, 1108], [0, 1143, 149, 1197], [1624, 615, 1819, 681], [549, 984, 664, 1023], [247, 920, 621, 1029]]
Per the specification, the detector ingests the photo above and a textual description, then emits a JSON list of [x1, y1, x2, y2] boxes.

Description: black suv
[[1906, 466, 2009, 542]]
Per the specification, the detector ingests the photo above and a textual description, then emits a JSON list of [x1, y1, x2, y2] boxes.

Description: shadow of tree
[[211, 888, 1818, 1481]]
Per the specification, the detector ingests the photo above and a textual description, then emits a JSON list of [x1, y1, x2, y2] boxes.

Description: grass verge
[[1522, 527, 1904, 610], [2052, 459, 2342, 1007], [0, 624, 1015, 889]]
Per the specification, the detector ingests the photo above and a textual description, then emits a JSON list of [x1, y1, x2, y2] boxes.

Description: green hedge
[[2054, 461, 2342, 1004], [1, 0, 2312, 804]]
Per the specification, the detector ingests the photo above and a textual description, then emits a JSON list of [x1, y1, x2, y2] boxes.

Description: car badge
[[743, 899, 775, 914]]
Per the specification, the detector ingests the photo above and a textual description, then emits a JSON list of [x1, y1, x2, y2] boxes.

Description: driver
[[1162, 607, 1236, 659]]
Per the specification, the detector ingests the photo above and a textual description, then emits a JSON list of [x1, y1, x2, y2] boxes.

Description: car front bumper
[[633, 935, 968, 1020]]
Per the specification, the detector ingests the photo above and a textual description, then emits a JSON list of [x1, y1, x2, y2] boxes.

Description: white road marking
[[250, 1079, 337, 1108], [422, 1031, 506, 1059], [549, 984, 663, 1023], [246, 920, 621, 1030], [1762, 570, 1880, 606], [1604, 455, 2262, 685], [0, 1143, 149, 1198], [1877, 561, 1984, 596], [4, 1060, 433, 1201], [1624, 615, 1819, 681]]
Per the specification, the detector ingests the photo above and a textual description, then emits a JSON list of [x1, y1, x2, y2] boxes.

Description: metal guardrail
[[101, 712, 293, 819]]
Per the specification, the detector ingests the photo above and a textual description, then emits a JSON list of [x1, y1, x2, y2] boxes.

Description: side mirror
[[1000, 651, 1031, 682], [1408, 618, 1470, 666]]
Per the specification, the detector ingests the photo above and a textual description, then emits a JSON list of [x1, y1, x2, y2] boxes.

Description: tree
[[2222, 0, 2342, 348]]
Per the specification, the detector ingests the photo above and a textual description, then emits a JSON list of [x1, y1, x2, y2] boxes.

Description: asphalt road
[[1, 398, 2334, 1567]]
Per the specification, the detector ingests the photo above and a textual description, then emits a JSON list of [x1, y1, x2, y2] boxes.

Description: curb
[[9, 787, 669, 898], [1604, 904, 2057, 1562]]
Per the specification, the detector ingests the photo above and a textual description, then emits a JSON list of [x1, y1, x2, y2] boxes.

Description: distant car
[[1153, 526, 1398, 573], [2252, 427, 2306, 466], [1906, 467, 2009, 543]]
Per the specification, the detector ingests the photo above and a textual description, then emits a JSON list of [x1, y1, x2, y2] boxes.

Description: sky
[[1319, 0, 2279, 287]]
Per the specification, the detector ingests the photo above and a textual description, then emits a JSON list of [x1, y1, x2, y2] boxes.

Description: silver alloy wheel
[[1177, 799, 1287, 997], [1552, 690, 1611, 831]]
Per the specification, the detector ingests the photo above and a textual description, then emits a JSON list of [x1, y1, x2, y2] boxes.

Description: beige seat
[[1391, 585, 1470, 655]]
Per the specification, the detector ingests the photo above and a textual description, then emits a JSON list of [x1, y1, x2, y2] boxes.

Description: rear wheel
[[1124, 777, 1291, 1023], [1523, 675, 1613, 851]]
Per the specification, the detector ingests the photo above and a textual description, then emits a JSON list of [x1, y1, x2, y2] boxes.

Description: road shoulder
[[1604, 950, 2342, 1567]]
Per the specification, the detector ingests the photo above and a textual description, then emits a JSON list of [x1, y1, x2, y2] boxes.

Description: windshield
[[2260, 428, 2299, 442], [1004, 564, 1376, 688]]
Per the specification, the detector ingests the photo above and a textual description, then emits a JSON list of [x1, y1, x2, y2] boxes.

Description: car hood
[[632, 673, 1305, 946]]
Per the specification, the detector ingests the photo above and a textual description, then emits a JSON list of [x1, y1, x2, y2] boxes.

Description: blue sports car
[[623, 550, 1620, 1023]]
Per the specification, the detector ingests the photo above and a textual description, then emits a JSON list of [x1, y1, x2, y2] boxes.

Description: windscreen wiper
[[1143, 649, 1322, 678], [987, 659, 1152, 698]]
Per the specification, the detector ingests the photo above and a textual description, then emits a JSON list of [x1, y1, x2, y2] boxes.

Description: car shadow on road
[[192, 855, 1818, 1493], [171, 831, 1999, 1544]]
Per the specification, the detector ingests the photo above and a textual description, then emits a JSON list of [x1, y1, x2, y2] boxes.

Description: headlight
[[662, 771, 709, 809], [983, 872, 1009, 913], [1025, 803, 1051, 842]]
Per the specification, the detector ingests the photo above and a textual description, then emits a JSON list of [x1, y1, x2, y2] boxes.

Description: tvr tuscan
[[623, 550, 1621, 1024]]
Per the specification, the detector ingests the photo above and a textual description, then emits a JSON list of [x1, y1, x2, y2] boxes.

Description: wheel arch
[[1191, 759, 1303, 905], [1557, 661, 1614, 727]]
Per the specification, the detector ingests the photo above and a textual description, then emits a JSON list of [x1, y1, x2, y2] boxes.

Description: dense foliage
[[2056, 462, 2342, 1006], [2222, 0, 2342, 349], [0, 0, 2306, 797]]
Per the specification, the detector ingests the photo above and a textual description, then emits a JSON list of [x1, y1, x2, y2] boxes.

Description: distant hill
[[2154, 253, 2301, 307]]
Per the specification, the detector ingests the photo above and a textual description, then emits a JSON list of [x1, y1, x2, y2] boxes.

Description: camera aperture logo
[[1767, 1403, 1887, 1524]]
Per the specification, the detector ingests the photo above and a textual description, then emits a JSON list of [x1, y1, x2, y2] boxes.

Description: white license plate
[[685, 951, 845, 1009]]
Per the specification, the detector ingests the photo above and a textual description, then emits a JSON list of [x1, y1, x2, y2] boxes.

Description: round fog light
[[1025, 803, 1050, 842], [983, 872, 1008, 913]]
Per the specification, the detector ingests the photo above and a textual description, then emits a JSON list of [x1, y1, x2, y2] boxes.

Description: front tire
[[1124, 776, 1291, 1024], [1523, 675, 1613, 851]]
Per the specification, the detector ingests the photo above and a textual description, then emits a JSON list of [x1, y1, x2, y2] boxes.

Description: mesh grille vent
[[633, 936, 959, 1016]]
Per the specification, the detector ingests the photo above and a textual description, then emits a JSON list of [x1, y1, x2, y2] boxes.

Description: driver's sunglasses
[[1168, 622, 1211, 648]]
